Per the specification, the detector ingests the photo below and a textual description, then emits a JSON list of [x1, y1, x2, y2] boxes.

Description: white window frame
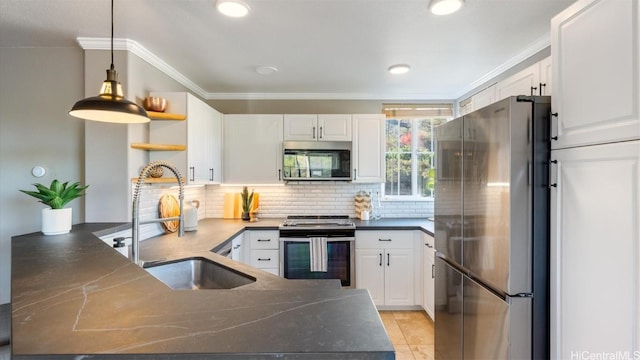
[[382, 104, 453, 200]]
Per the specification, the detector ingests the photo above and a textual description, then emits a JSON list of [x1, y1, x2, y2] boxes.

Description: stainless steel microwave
[[282, 141, 352, 181]]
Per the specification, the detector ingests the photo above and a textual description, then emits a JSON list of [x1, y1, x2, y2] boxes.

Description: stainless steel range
[[279, 215, 355, 287]]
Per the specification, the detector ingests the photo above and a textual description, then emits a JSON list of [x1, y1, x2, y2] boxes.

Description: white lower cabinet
[[422, 233, 435, 320], [245, 230, 280, 275], [356, 231, 418, 308], [230, 233, 244, 262]]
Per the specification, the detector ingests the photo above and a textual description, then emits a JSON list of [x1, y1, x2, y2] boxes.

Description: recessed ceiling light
[[256, 66, 278, 75], [388, 64, 411, 75], [216, 0, 250, 17], [429, 0, 463, 15]]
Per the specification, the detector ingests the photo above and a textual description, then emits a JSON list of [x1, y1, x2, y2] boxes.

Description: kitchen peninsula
[[11, 218, 433, 359]]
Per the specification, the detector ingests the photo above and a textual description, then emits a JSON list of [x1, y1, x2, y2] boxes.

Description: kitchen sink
[[144, 257, 256, 290]]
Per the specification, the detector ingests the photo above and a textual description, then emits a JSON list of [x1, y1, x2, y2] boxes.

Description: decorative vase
[[241, 211, 250, 221], [41, 208, 72, 235]]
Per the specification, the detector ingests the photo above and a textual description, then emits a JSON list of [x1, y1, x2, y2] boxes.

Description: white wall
[[0, 47, 85, 304]]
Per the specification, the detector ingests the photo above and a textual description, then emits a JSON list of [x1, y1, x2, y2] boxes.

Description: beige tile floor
[[379, 310, 435, 360]]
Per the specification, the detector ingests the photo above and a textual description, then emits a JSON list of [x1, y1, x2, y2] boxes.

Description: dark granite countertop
[[11, 218, 433, 359]]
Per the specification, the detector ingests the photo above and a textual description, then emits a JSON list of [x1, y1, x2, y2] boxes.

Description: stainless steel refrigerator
[[434, 96, 550, 359]]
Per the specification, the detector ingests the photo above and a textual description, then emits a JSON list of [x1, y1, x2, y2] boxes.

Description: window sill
[[381, 196, 434, 202]]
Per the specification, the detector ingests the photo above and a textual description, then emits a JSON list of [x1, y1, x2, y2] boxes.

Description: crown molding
[[76, 37, 208, 99], [203, 92, 453, 101], [453, 32, 551, 100]]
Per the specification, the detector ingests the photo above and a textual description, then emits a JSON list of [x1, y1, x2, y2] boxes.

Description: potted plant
[[20, 179, 89, 235], [240, 186, 254, 221]]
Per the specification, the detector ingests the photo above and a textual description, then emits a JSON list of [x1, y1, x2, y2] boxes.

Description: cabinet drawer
[[247, 230, 279, 250], [249, 249, 279, 268], [356, 230, 415, 249]]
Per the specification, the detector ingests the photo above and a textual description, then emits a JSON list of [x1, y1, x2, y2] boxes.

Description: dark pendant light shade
[[69, 0, 149, 124]]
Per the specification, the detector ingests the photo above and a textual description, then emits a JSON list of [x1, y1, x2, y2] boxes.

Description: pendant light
[[69, 0, 149, 124]]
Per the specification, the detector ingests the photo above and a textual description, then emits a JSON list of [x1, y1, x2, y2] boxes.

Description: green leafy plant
[[240, 186, 254, 213], [20, 179, 89, 209]]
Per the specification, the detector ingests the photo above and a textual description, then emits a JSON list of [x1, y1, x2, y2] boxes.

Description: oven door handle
[[279, 237, 355, 242]]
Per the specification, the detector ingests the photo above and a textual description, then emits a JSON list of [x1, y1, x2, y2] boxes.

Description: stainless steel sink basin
[[144, 257, 256, 290]]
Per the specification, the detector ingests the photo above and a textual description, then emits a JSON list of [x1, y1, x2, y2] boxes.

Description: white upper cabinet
[[495, 62, 541, 101], [458, 56, 551, 116], [283, 114, 351, 141], [551, 0, 640, 149], [352, 114, 385, 183], [149, 92, 222, 184], [539, 56, 552, 96], [223, 114, 284, 184]]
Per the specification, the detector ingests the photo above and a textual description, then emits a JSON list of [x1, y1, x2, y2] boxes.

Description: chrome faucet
[[132, 161, 184, 266]]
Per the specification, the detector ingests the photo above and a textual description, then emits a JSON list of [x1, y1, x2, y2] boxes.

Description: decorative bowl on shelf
[[148, 165, 164, 178], [143, 97, 167, 112]]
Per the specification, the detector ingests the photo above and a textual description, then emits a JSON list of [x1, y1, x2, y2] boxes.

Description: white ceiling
[[0, 0, 575, 100]]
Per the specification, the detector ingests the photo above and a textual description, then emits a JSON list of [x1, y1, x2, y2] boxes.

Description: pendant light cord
[[110, 0, 114, 69]]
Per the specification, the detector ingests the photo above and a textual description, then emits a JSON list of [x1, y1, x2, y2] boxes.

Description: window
[[383, 104, 453, 198]]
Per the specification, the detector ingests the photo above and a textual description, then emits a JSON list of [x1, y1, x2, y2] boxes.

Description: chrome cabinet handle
[[189, 166, 195, 182], [209, 168, 214, 181]]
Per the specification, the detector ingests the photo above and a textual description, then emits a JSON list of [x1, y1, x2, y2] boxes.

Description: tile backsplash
[[134, 182, 433, 240], [205, 182, 434, 219]]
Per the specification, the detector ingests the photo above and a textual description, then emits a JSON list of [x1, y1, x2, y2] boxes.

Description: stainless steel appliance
[[279, 215, 355, 287], [434, 96, 551, 359], [282, 141, 352, 181]]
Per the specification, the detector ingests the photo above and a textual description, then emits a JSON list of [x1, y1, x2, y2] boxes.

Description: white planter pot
[[42, 208, 72, 235]]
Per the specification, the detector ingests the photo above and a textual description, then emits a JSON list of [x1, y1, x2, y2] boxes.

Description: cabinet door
[[318, 114, 352, 141], [209, 106, 223, 183], [283, 114, 317, 141], [423, 234, 435, 320], [231, 233, 244, 262], [352, 114, 385, 183], [356, 249, 385, 306], [187, 95, 210, 183], [551, 0, 639, 149], [495, 62, 540, 101], [384, 248, 415, 307], [539, 56, 552, 96], [224, 114, 284, 183], [550, 140, 640, 358], [471, 84, 496, 111]]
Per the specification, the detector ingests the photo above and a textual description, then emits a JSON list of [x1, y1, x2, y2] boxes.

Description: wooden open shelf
[[131, 177, 186, 184], [130, 143, 187, 151], [146, 111, 186, 121]]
